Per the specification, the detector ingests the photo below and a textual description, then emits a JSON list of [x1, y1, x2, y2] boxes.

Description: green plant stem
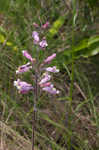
[[32, 67, 38, 150], [32, 110, 36, 150], [32, 44, 40, 150]]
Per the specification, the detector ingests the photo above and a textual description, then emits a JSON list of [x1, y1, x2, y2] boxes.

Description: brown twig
[[74, 82, 87, 100]]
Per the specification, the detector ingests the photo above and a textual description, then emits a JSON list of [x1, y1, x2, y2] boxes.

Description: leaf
[[0, 26, 6, 34], [88, 47, 99, 56], [6, 41, 13, 46], [56, 35, 99, 66], [73, 39, 88, 52], [48, 15, 66, 38], [88, 35, 99, 45], [0, 34, 5, 43], [0, 33, 18, 51]]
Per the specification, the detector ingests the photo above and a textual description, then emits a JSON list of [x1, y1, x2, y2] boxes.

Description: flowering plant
[[14, 22, 59, 95], [13, 21, 60, 150]]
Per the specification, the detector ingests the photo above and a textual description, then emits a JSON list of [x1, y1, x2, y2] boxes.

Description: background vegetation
[[0, 0, 99, 149]]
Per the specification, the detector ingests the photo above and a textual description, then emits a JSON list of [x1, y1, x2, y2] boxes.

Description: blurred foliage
[[0, 0, 10, 12], [57, 35, 99, 66]]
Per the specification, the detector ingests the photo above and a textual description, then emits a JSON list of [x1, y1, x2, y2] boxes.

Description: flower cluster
[[32, 31, 48, 49], [14, 23, 60, 95], [39, 72, 59, 95], [32, 21, 49, 49]]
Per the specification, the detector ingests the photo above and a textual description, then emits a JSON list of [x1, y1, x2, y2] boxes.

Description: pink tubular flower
[[22, 50, 34, 62], [44, 53, 56, 64], [14, 79, 33, 94], [40, 82, 51, 88], [32, 31, 40, 44], [42, 84, 59, 95], [39, 73, 51, 85], [16, 62, 32, 74], [39, 39, 48, 49], [42, 21, 49, 29], [45, 66, 59, 73]]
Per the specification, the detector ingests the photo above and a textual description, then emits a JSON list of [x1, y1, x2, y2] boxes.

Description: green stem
[[32, 46, 39, 150], [32, 69, 38, 150]]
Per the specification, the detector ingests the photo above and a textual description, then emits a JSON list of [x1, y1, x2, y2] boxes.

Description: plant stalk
[[32, 69, 38, 150]]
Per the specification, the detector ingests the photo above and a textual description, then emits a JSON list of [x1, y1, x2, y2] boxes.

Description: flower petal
[[45, 66, 59, 73], [39, 39, 48, 48], [22, 50, 33, 62]]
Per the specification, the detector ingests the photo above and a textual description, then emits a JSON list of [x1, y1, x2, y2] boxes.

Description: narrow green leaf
[[48, 15, 66, 37], [88, 36, 99, 45]]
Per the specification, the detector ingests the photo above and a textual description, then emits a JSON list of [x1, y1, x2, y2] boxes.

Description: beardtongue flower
[[42, 21, 49, 29], [39, 73, 51, 85], [32, 31, 40, 44], [16, 62, 32, 74], [44, 53, 56, 64], [42, 84, 59, 95], [14, 79, 33, 94], [22, 50, 34, 62], [39, 39, 48, 49], [45, 66, 59, 73]]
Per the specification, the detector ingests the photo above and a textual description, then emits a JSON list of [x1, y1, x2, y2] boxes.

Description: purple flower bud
[[14, 79, 33, 94], [42, 84, 59, 95], [33, 22, 39, 28], [45, 66, 59, 73], [44, 53, 56, 64], [32, 31, 40, 44], [39, 39, 48, 49], [42, 21, 49, 29], [39, 73, 51, 85], [22, 50, 33, 62], [16, 62, 32, 74]]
